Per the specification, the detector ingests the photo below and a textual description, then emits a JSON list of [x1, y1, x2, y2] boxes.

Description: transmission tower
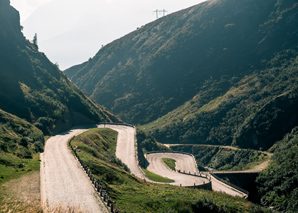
[[153, 9, 167, 19], [162, 9, 168, 17]]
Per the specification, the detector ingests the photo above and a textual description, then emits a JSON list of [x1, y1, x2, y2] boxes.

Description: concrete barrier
[[210, 173, 249, 197]]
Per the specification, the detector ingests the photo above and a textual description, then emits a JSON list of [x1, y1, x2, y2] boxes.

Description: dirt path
[[2, 171, 40, 202], [41, 126, 108, 213]]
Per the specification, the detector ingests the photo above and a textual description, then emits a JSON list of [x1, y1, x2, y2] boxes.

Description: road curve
[[146, 153, 206, 186], [101, 125, 246, 197], [97, 124, 146, 179], [42, 124, 246, 211], [41, 125, 108, 213], [146, 153, 246, 197]]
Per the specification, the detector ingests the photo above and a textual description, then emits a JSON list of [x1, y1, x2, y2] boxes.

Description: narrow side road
[[41, 125, 108, 213]]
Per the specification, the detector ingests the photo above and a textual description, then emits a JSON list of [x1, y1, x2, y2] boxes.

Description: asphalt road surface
[[42, 124, 246, 212], [41, 125, 108, 212], [146, 153, 206, 186], [146, 153, 246, 197]]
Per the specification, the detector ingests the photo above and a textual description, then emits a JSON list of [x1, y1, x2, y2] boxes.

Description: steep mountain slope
[[66, 0, 298, 126], [0, 0, 120, 135], [256, 126, 298, 212], [142, 50, 298, 149]]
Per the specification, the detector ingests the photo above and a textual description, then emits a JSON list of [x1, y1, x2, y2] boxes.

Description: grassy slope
[[0, 109, 43, 206], [142, 168, 174, 183], [162, 158, 176, 171], [71, 128, 267, 212]]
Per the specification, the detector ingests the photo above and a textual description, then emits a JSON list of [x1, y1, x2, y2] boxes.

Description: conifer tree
[[33, 33, 38, 50]]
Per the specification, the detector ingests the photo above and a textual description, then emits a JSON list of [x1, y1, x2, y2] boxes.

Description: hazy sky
[[10, 0, 206, 70]]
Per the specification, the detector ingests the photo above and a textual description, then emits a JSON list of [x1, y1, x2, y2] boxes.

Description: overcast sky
[[10, 0, 206, 70]]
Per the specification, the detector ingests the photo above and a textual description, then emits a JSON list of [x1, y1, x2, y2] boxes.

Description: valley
[[1, 0, 298, 212]]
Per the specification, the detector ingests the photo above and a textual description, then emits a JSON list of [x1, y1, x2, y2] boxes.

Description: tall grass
[[0, 197, 85, 213]]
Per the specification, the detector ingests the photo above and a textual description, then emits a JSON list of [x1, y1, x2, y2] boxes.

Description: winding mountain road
[[146, 153, 246, 197], [97, 124, 146, 179], [41, 125, 108, 212], [146, 153, 206, 186], [41, 124, 248, 211]]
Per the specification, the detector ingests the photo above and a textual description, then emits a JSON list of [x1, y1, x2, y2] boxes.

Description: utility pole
[[153, 9, 167, 19], [153, 9, 160, 19]]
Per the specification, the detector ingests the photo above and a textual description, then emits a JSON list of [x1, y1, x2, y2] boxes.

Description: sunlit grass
[[142, 168, 174, 183], [162, 158, 176, 170], [0, 197, 85, 213]]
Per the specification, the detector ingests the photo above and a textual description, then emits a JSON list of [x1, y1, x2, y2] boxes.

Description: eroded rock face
[[0, 0, 22, 41]]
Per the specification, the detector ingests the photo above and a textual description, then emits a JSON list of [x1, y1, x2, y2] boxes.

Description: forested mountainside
[[66, 0, 298, 150], [256, 126, 298, 211], [0, 0, 120, 135], [143, 50, 298, 150]]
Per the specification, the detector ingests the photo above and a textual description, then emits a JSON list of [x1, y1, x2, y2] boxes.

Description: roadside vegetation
[[0, 109, 43, 186], [142, 168, 174, 183], [256, 126, 298, 212], [171, 144, 269, 171], [70, 128, 269, 212], [162, 158, 176, 171], [0, 110, 43, 211]]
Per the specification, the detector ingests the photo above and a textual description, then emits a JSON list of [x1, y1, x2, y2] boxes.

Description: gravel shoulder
[[41, 126, 108, 213]]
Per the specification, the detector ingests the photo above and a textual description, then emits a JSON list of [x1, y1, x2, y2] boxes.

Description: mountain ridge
[[0, 0, 121, 135], [65, 0, 298, 150]]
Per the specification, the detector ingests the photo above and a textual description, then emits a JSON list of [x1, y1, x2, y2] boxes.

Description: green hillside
[[65, 0, 298, 128], [256, 126, 298, 211], [0, 0, 120, 135], [0, 109, 43, 184], [69, 128, 267, 212], [65, 0, 298, 150], [142, 49, 298, 149]]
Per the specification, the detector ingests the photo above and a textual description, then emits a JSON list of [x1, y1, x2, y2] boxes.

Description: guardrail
[[69, 136, 119, 213], [146, 150, 195, 157], [209, 172, 249, 198], [146, 151, 212, 189], [98, 122, 135, 128]]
